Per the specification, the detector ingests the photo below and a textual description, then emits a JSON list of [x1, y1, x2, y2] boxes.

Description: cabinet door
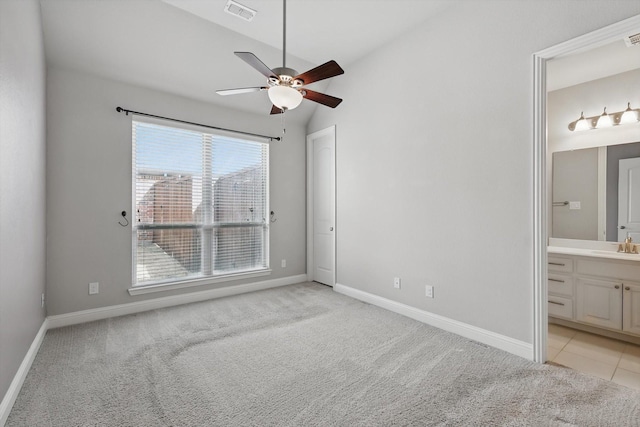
[[576, 278, 622, 330], [623, 282, 640, 336]]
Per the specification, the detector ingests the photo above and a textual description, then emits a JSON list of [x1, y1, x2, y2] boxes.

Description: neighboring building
[[137, 173, 199, 274], [212, 165, 266, 272], [135, 165, 266, 277]]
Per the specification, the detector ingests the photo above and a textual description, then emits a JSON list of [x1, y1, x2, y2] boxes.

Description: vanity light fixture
[[568, 102, 640, 131]]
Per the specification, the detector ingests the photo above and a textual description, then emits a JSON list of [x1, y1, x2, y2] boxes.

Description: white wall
[[46, 67, 306, 315], [308, 0, 640, 343], [0, 0, 47, 400]]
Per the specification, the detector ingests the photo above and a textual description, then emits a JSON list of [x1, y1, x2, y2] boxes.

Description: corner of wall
[[0, 0, 47, 404]]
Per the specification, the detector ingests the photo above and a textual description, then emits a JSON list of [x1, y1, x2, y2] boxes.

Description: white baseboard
[[334, 283, 533, 360], [0, 318, 49, 427], [48, 274, 307, 329]]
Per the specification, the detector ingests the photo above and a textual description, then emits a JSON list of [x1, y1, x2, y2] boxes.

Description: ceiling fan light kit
[[217, 0, 344, 115], [268, 85, 303, 110]]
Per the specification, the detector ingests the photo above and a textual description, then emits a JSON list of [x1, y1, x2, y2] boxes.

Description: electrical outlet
[[89, 282, 99, 295], [281, 259, 286, 268], [425, 285, 434, 298], [394, 277, 401, 289], [41, 293, 45, 308]]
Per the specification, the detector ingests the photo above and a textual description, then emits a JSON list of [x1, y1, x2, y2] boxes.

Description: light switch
[[89, 282, 99, 295], [569, 201, 581, 210]]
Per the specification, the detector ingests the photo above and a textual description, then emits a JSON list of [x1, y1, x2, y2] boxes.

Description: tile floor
[[548, 323, 640, 390]]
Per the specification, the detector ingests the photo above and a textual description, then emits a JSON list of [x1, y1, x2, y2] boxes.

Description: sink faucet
[[618, 237, 639, 254]]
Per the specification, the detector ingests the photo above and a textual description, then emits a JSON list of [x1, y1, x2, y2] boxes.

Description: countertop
[[548, 245, 640, 262]]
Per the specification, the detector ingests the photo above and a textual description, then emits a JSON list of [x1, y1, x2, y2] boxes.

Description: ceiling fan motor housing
[[271, 67, 303, 87]]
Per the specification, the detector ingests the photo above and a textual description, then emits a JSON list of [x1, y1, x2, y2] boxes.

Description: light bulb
[[574, 112, 590, 131], [268, 86, 303, 110], [620, 102, 638, 124], [596, 107, 612, 128]]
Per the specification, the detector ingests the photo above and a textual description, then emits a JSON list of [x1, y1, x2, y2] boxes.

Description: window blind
[[132, 119, 269, 287]]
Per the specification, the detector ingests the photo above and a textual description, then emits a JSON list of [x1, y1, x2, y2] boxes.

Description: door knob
[[626, 286, 631, 291], [620, 226, 626, 229], [615, 285, 620, 289], [330, 227, 334, 231]]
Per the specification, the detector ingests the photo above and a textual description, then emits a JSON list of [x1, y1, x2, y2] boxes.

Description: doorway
[[532, 15, 640, 363], [307, 125, 336, 286]]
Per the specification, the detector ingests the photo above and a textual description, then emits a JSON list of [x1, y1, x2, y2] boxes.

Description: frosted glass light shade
[[268, 86, 303, 110], [574, 112, 590, 131], [596, 109, 612, 128], [621, 103, 638, 124], [620, 110, 638, 124]]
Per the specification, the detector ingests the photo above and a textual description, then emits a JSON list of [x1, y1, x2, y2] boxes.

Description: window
[[132, 119, 269, 288]]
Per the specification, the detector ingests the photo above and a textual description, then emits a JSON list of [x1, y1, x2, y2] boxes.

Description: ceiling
[[38, 0, 639, 121], [162, 0, 452, 67], [39, 0, 452, 123]]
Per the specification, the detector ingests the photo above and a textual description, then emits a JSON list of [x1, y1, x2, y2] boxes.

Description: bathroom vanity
[[548, 239, 640, 342]]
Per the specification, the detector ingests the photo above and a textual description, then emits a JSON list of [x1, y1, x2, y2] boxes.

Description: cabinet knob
[[615, 285, 620, 289], [625, 286, 631, 291]]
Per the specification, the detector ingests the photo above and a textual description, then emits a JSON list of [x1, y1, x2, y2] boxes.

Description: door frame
[[306, 125, 337, 285], [532, 15, 640, 363]]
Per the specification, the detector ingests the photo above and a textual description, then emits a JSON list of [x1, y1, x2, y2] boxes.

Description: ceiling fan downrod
[[282, 0, 286, 68], [271, 0, 299, 92]]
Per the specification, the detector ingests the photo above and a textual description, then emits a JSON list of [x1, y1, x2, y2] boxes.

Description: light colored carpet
[[7, 282, 640, 426]]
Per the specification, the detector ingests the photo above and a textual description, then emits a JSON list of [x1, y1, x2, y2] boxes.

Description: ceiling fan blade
[[235, 52, 277, 79], [216, 87, 267, 96], [294, 60, 344, 85], [302, 90, 342, 108], [270, 105, 284, 115]]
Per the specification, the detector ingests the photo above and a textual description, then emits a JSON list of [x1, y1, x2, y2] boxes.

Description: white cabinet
[[575, 278, 622, 330], [623, 282, 640, 335], [548, 256, 574, 320], [548, 252, 640, 337]]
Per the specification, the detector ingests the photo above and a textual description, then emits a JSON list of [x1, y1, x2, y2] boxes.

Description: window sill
[[128, 269, 272, 296]]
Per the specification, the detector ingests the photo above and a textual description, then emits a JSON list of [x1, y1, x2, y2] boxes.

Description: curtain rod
[[115, 107, 281, 142]]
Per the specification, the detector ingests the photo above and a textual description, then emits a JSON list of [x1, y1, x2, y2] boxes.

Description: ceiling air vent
[[224, 0, 257, 22], [624, 32, 640, 47]]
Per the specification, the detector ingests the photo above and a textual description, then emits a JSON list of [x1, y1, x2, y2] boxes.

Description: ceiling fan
[[216, 0, 344, 114]]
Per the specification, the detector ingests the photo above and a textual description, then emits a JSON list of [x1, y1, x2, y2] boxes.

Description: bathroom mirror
[[552, 141, 640, 241]]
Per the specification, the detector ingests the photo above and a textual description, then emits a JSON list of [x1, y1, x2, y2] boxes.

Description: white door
[[623, 282, 640, 336], [307, 126, 335, 286], [618, 157, 640, 242], [575, 278, 622, 330]]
